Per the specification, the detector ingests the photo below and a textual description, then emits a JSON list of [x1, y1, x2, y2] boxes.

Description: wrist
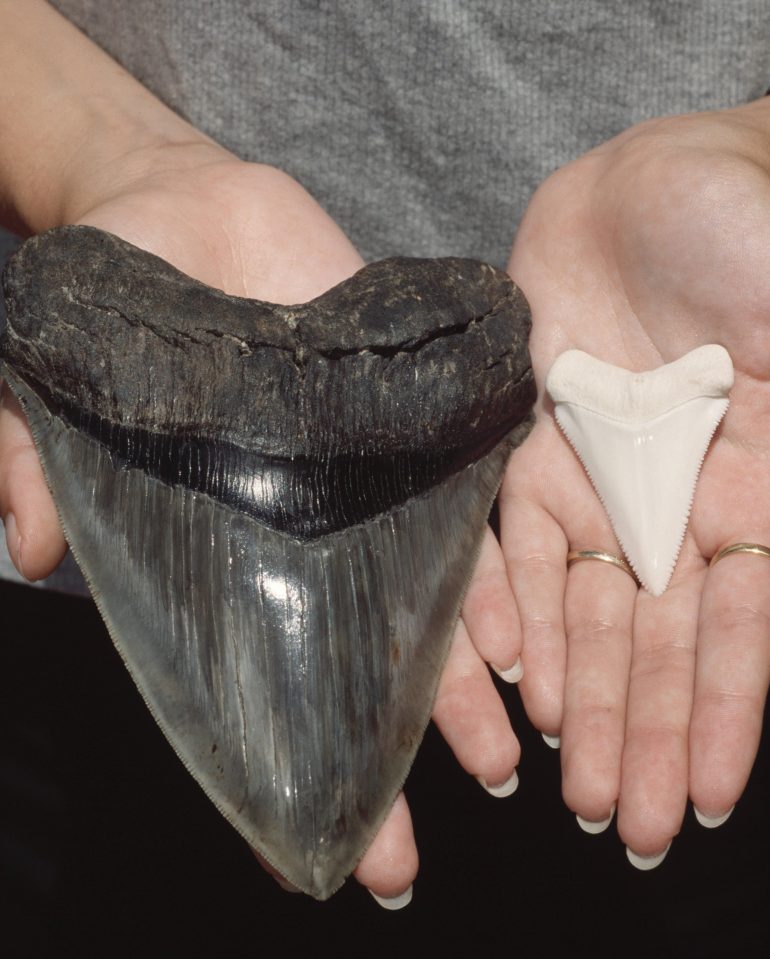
[[58, 121, 230, 227], [0, 0, 228, 234]]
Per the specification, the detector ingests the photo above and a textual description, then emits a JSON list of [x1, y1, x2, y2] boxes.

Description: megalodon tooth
[[0, 226, 535, 899], [546, 345, 733, 596]]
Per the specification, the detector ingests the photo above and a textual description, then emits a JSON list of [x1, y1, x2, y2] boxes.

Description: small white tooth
[[547, 346, 733, 596]]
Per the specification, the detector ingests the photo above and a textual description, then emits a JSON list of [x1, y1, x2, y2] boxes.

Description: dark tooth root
[[0, 226, 535, 898], [1, 226, 533, 458]]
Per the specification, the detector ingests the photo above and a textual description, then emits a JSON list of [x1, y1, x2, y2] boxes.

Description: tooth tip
[[637, 571, 671, 597]]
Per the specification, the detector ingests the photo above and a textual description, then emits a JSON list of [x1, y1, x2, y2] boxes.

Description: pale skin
[[504, 102, 770, 857], [1, 0, 768, 897]]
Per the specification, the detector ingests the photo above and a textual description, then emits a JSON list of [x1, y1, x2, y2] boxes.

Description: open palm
[[502, 99, 770, 861]]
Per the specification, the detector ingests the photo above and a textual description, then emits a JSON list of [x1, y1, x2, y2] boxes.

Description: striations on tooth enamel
[[0, 225, 536, 899]]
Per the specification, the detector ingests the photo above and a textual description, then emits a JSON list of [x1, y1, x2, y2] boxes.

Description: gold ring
[[566, 549, 638, 583], [709, 542, 770, 567]]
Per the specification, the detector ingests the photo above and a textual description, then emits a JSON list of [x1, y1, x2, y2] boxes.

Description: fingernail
[[626, 842, 671, 871], [693, 805, 734, 829], [492, 657, 523, 683], [3, 512, 25, 578], [576, 804, 616, 835], [477, 768, 519, 798], [542, 732, 560, 749], [370, 884, 413, 911]]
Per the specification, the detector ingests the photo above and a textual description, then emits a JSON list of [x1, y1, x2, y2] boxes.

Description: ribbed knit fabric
[[46, 0, 770, 266]]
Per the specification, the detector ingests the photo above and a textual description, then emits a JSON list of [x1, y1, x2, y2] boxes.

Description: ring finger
[[618, 540, 703, 864], [561, 540, 637, 831]]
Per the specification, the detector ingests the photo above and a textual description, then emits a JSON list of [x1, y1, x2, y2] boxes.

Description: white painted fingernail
[[576, 804, 616, 835], [492, 657, 523, 683], [477, 768, 519, 798], [693, 805, 734, 829], [3, 512, 24, 578], [370, 884, 413, 911], [542, 732, 560, 749], [626, 842, 671, 871]]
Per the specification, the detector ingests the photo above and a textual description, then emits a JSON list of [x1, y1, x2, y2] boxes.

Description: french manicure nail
[[370, 884, 413, 911], [542, 732, 560, 749], [693, 805, 734, 829], [477, 768, 519, 798], [576, 804, 616, 835], [626, 842, 671, 871], [492, 657, 524, 683]]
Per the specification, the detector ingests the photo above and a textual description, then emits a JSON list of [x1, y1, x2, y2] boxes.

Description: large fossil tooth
[[546, 346, 733, 596], [0, 226, 535, 899]]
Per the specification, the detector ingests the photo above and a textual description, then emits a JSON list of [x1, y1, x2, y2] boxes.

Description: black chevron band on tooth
[[38, 392, 519, 538]]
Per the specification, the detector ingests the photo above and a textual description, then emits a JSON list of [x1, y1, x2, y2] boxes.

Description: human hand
[[0, 3, 522, 903], [500, 98, 770, 864], [1, 141, 527, 903]]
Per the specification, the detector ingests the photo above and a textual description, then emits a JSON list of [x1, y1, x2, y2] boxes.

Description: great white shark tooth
[[0, 226, 535, 899], [546, 346, 733, 596]]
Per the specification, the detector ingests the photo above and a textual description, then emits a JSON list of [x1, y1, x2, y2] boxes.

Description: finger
[[618, 557, 703, 864], [353, 793, 417, 909], [462, 525, 522, 681], [499, 447, 568, 737], [0, 382, 66, 579], [561, 553, 635, 830], [432, 617, 520, 795], [500, 421, 617, 742], [689, 545, 770, 825]]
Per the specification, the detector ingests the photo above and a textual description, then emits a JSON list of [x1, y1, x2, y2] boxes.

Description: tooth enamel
[[547, 346, 733, 596], [1, 226, 535, 899]]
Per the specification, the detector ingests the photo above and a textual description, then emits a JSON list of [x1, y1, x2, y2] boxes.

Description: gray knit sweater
[[46, 0, 770, 266]]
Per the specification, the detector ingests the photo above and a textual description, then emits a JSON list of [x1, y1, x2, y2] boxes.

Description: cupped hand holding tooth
[[501, 98, 770, 864], [0, 0, 523, 907], [0, 151, 523, 903]]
